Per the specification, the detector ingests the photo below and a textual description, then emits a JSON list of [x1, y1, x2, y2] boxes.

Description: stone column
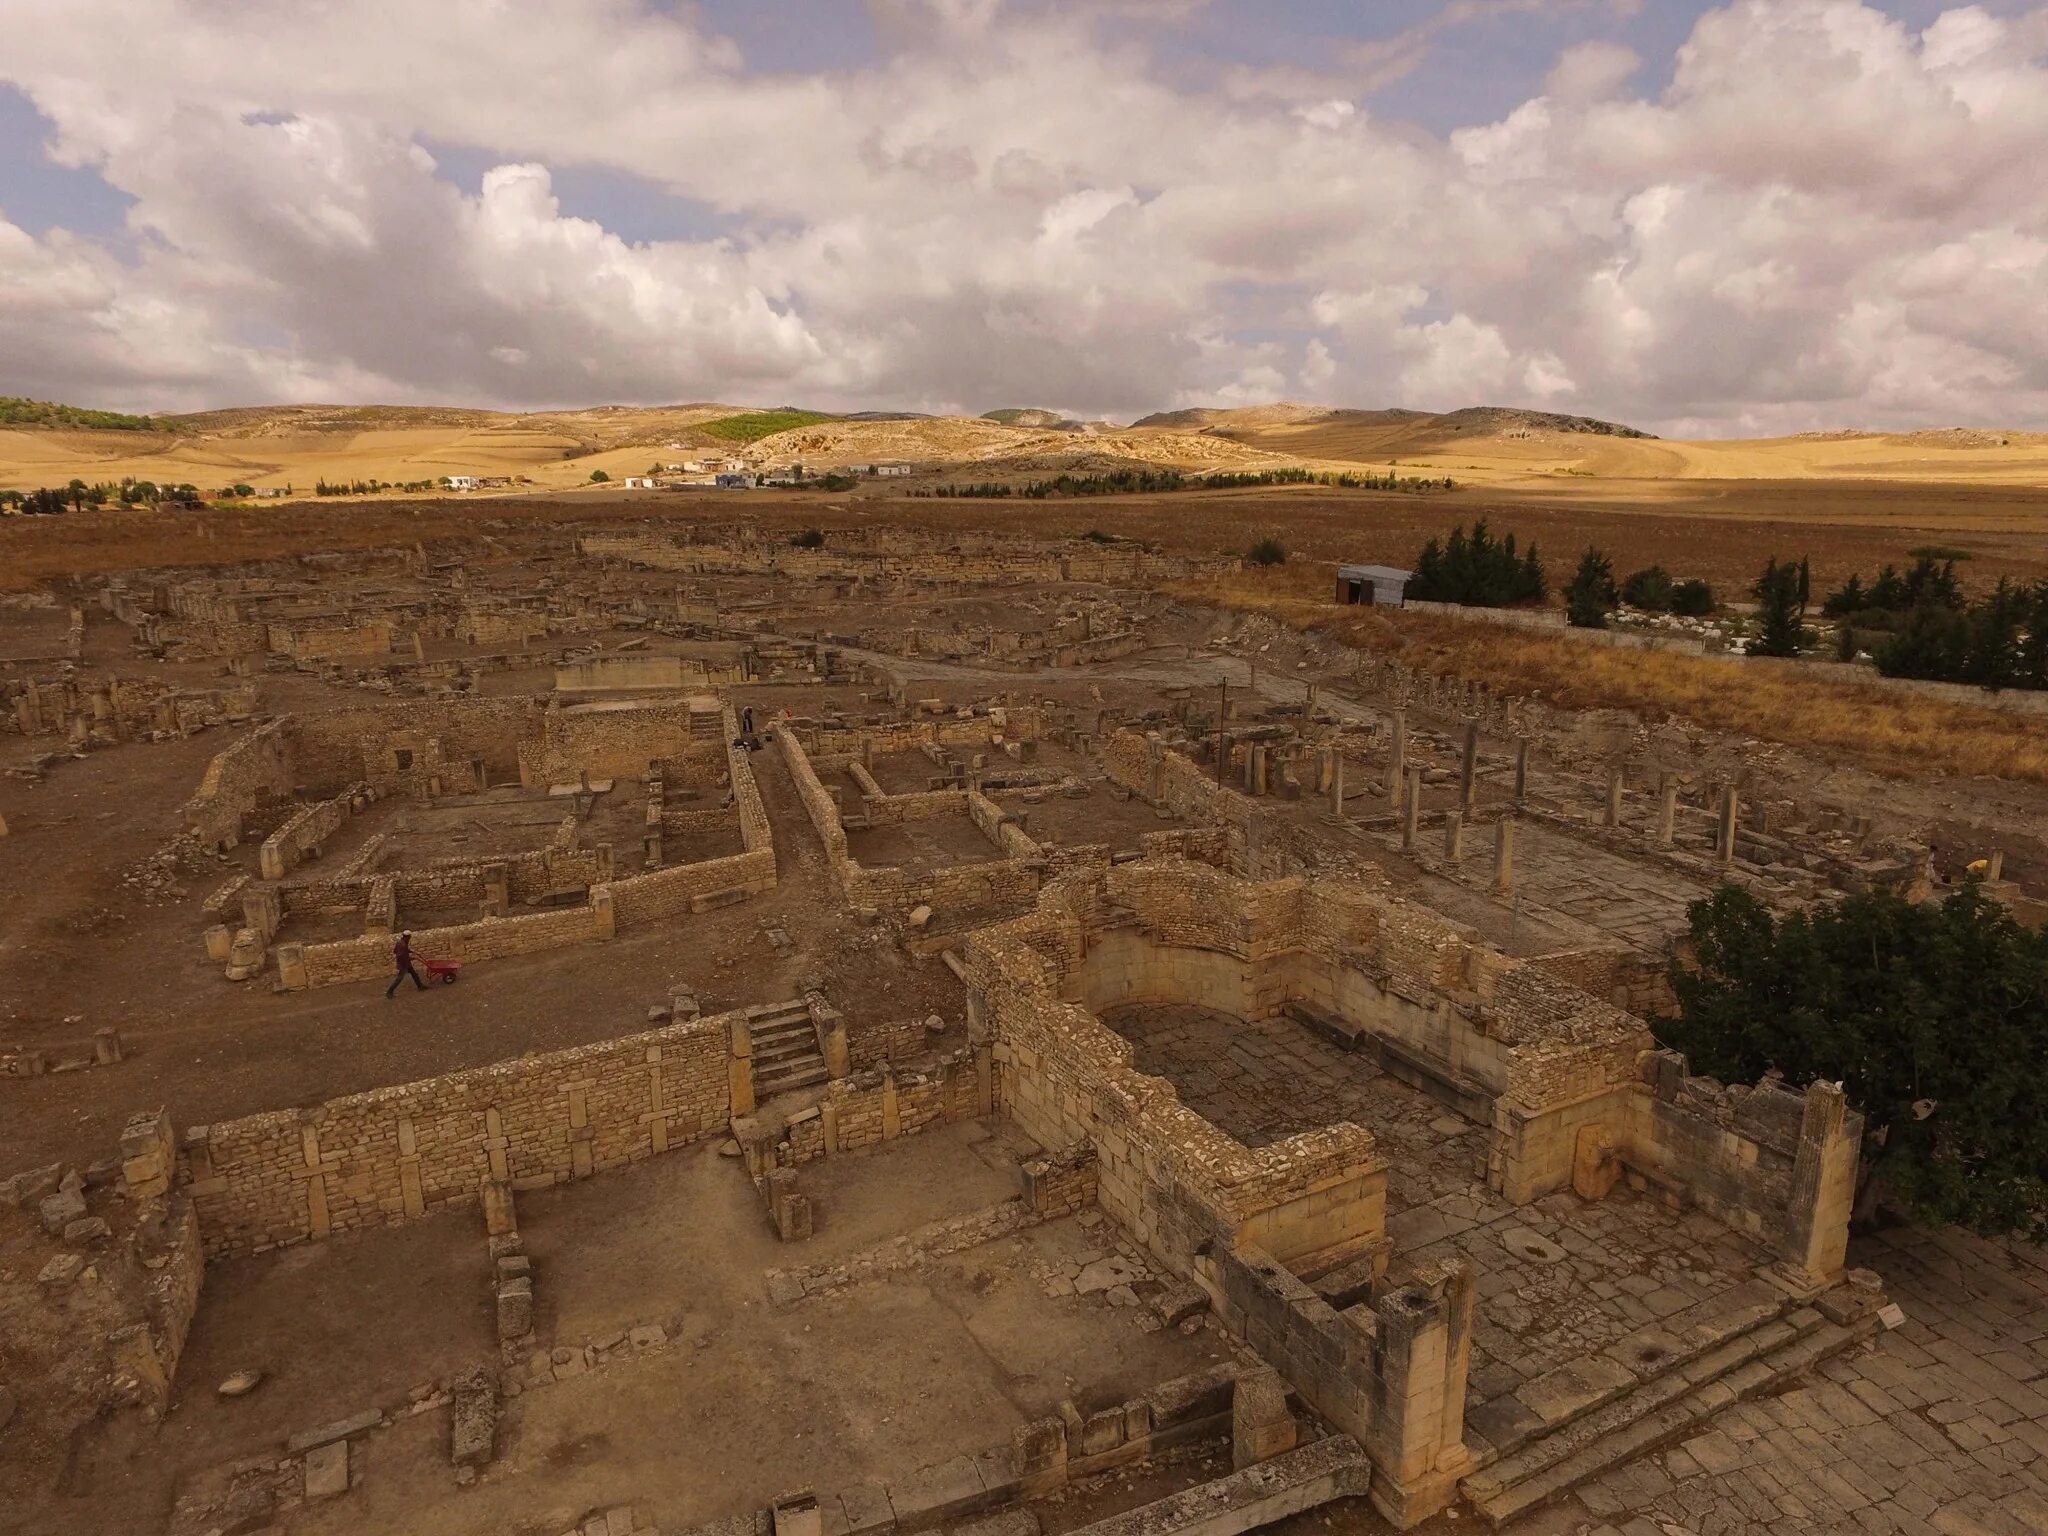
[[1444, 811, 1463, 862], [1232, 1366, 1299, 1469], [1512, 737, 1529, 806], [1388, 709, 1407, 807], [1658, 780, 1679, 847], [1403, 769, 1422, 850], [1492, 818, 1515, 893], [1987, 849, 2005, 881], [1459, 720, 1478, 812], [1327, 749, 1345, 820], [728, 1016, 756, 1116], [1605, 770, 1624, 827], [1365, 1257, 1475, 1528], [1718, 784, 1740, 866], [1774, 1080, 1861, 1294]]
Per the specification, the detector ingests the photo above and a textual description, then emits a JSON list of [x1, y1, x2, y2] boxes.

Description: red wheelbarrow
[[421, 958, 462, 985]]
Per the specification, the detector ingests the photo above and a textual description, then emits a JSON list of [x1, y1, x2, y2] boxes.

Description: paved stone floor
[[1552, 1228, 2048, 1536], [1100, 1004, 1781, 1400], [1099, 1003, 1438, 1151], [1465, 820, 1715, 954]]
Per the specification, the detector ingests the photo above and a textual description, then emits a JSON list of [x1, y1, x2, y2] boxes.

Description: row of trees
[[915, 466, 1457, 500], [1871, 580, 2048, 691], [1, 477, 200, 513], [1818, 554, 2048, 690], [1562, 553, 1720, 628], [1409, 521, 1547, 605], [313, 477, 441, 495]]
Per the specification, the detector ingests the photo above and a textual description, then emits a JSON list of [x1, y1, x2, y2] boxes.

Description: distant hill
[[0, 397, 165, 432], [1430, 406, 1656, 440], [1130, 402, 1650, 438], [692, 409, 839, 444], [982, 407, 1082, 430]]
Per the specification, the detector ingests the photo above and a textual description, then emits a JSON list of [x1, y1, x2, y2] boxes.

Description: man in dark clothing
[[741, 704, 755, 739], [386, 930, 426, 997]]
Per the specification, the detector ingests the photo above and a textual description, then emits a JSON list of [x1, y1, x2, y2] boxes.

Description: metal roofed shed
[[1335, 565, 1414, 607]]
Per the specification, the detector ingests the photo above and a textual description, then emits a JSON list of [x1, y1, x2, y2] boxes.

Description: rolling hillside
[[4, 396, 2046, 495]]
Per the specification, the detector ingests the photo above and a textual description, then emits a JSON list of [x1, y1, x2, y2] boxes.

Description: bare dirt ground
[[42, 1123, 1232, 1536], [0, 721, 959, 1172]]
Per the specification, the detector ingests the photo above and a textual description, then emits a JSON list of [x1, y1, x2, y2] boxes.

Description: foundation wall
[[517, 701, 723, 786], [286, 896, 614, 988], [178, 1008, 732, 1257], [184, 719, 294, 848]]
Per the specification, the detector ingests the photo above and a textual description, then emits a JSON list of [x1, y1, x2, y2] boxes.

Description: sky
[[0, 0, 2044, 436]]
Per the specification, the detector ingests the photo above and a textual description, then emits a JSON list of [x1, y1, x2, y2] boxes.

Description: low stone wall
[[777, 1046, 990, 1163], [179, 1007, 733, 1257], [282, 894, 615, 988], [780, 723, 1046, 917]]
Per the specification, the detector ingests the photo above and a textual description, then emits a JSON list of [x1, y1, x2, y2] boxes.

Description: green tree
[[589, 469, 610, 483], [1247, 535, 1287, 567], [1564, 546, 1618, 628], [1749, 557, 1807, 657], [1670, 578, 1716, 617], [1621, 565, 1675, 613], [1663, 883, 2048, 1239]]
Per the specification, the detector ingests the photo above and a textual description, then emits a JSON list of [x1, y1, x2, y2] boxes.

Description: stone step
[[755, 1061, 830, 1096], [751, 1015, 816, 1040], [753, 1035, 823, 1066], [1461, 1311, 1878, 1527]]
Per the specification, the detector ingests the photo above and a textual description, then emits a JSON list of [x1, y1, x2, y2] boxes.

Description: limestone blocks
[[121, 1107, 176, 1199]]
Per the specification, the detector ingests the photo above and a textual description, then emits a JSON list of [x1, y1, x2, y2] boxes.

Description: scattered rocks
[[38, 1186, 87, 1236], [37, 1253, 84, 1287], [63, 1216, 111, 1246]]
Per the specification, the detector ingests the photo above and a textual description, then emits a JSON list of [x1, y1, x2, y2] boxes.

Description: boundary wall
[[174, 1007, 735, 1257]]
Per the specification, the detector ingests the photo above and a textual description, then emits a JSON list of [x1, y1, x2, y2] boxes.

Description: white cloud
[[0, 0, 2043, 433]]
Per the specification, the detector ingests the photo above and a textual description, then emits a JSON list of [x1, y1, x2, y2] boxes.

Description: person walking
[[385, 930, 426, 997]]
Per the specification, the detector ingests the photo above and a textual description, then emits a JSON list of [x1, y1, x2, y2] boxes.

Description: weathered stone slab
[[1514, 1355, 1638, 1427], [1055, 1436, 1369, 1536], [287, 1408, 382, 1453], [450, 1370, 498, 1467], [303, 1439, 349, 1500]]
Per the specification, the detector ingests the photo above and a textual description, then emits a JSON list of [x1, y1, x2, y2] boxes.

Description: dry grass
[[1175, 568, 2048, 785]]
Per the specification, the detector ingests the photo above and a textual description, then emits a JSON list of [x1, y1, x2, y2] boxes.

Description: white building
[[624, 476, 658, 490], [444, 475, 479, 492]]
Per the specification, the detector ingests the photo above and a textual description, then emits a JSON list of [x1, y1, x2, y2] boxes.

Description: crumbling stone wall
[[258, 784, 365, 879], [516, 698, 725, 786], [177, 1007, 733, 1257], [778, 724, 1047, 916], [183, 719, 294, 850]]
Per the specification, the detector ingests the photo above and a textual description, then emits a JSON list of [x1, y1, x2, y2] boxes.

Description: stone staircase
[[750, 1002, 829, 1098], [1459, 1284, 1885, 1526]]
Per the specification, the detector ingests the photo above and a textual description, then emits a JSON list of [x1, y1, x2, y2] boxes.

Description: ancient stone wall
[[266, 615, 399, 659], [282, 894, 615, 988], [177, 1008, 732, 1257], [516, 699, 723, 786], [258, 785, 364, 879], [184, 719, 295, 849], [289, 697, 537, 794]]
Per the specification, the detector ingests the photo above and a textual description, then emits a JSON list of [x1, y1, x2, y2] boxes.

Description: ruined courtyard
[[3, 513, 2046, 1536]]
